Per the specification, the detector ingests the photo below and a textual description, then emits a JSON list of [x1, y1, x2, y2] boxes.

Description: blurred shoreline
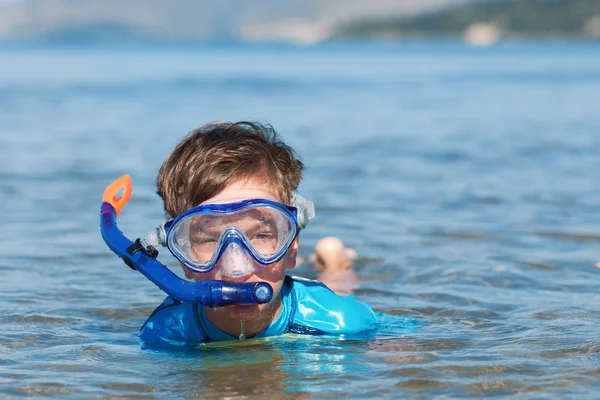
[[0, 0, 599, 47], [0, 37, 599, 51]]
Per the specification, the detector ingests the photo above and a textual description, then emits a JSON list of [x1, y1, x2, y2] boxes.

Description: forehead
[[200, 178, 282, 205], [190, 208, 277, 230]]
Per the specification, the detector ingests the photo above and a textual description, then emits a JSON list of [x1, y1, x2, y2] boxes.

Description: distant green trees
[[337, 0, 600, 36]]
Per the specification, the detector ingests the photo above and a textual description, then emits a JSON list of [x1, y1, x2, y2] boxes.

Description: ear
[[181, 263, 195, 280], [285, 238, 299, 270]]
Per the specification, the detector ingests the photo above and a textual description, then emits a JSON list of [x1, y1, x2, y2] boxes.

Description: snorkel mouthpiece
[[182, 280, 273, 307], [219, 281, 274, 304], [99, 175, 273, 307]]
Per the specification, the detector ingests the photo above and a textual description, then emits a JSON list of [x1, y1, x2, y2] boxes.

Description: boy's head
[[156, 121, 306, 328], [157, 121, 303, 217]]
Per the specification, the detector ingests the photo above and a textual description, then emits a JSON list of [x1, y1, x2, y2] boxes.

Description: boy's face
[[182, 178, 297, 323]]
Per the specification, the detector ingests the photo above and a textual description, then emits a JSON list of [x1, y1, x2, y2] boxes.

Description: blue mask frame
[[164, 199, 301, 274]]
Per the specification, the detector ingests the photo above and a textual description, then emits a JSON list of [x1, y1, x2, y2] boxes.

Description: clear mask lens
[[168, 204, 296, 271]]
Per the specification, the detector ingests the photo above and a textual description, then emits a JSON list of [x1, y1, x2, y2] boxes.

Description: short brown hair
[[157, 121, 304, 217]]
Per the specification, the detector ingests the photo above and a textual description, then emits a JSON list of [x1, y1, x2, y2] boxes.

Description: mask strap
[[140, 222, 167, 249], [292, 192, 315, 229]]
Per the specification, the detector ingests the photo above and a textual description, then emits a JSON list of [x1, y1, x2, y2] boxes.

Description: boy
[[140, 121, 379, 345]]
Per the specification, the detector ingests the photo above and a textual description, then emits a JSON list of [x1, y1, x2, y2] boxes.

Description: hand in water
[[311, 237, 359, 296]]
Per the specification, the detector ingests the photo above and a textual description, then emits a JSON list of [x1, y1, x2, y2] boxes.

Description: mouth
[[224, 274, 254, 283]]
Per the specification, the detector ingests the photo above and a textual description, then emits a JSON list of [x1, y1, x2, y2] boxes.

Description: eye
[[252, 232, 273, 241], [191, 236, 218, 245]]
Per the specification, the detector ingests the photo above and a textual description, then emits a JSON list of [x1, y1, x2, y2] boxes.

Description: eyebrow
[[190, 218, 275, 236]]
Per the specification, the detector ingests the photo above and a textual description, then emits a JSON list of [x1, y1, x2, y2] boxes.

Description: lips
[[224, 274, 254, 283]]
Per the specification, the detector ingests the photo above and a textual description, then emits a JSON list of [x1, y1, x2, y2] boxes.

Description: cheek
[[263, 260, 285, 276], [254, 261, 287, 290], [194, 270, 217, 282]]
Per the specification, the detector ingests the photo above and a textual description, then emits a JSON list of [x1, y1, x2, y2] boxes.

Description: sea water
[[1, 41, 600, 398]]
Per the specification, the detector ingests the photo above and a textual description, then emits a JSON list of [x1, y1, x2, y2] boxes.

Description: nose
[[215, 242, 258, 278]]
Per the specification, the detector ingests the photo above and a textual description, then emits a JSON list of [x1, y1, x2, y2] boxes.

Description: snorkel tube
[[99, 175, 273, 307]]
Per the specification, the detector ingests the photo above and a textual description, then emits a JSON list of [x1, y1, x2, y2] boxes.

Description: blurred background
[[1, 0, 600, 44], [1, 0, 600, 398]]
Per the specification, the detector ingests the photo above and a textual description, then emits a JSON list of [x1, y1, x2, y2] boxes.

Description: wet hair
[[157, 121, 304, 217]]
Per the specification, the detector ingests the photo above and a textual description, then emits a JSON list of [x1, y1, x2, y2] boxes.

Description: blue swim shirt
[[140, 275, 381, 345]]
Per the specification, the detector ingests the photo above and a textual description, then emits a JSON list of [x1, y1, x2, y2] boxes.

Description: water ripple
[[1, 42, 600, 398]]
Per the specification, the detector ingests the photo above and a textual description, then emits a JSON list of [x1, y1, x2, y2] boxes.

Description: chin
[[226, 304, 260, 320]]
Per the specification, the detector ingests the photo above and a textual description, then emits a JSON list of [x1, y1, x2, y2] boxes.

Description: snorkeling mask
[[99, 175, 314, 308], [141, 195, 314, 278]]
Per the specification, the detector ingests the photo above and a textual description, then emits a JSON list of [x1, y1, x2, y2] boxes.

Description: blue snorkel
[[99, 175, 274, 307]]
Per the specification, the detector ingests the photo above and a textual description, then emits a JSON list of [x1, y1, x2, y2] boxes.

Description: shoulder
[[287, 276, 381, 335], [139, 297, 207, 345]]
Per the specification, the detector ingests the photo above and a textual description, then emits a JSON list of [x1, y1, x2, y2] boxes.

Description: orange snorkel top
[[102, 174, 132, 217]]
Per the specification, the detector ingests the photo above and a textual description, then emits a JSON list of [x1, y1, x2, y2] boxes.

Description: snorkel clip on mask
[[99, 175, 274, 307]]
